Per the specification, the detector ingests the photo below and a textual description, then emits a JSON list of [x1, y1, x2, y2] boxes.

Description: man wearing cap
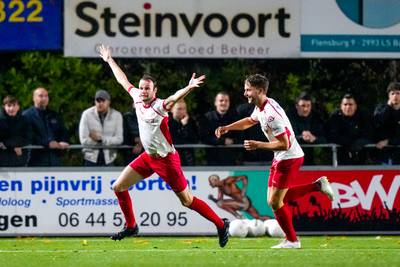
[[79, 89, 123, 166]]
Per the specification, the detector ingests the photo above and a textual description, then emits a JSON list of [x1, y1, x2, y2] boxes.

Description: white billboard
[[0, 169, 236, 235], [64, 0, 300, 58], [301, 0, 400, 58]]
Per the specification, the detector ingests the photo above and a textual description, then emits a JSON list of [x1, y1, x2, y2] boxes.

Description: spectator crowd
[[1, 82, 399, 167]]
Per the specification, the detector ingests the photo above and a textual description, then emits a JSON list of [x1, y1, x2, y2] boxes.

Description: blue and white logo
[[336, 0, 400, 28]]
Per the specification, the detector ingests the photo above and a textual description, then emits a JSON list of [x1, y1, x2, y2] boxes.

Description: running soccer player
[[98, 45, 229, 247], [215, 74, 334, 249]]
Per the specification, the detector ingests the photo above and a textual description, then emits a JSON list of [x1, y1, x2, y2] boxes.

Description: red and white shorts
[[129, 151, 188, 193], [268, 157, 304, 189]]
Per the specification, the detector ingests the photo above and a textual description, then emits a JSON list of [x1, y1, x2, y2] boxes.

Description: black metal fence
[[9, 143, 399, 167]]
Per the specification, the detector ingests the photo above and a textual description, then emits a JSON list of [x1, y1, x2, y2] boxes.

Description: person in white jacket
[[79, 90, 123, 166]]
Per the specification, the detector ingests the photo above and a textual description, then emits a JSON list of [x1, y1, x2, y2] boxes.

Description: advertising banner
[[0, 0, 62, 50], [301, 0, 400, 58], [225, 169, 400, 233], [292, 170, 400, 233], [0, 168, 399, 235], [0, 169, 238, 235], [64, 0, 300, 58]]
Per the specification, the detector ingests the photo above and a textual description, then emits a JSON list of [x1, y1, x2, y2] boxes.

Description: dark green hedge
[[0, 52, 397, 144]]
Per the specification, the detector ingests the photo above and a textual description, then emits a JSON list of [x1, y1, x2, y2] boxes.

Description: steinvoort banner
[[64, 0, 300, 58]]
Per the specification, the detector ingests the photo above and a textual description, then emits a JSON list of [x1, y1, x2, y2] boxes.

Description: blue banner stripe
[[301, 34, 400, 52]]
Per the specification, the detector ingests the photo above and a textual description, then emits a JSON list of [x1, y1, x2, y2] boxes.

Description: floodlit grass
[[0, 236, 399, 267]]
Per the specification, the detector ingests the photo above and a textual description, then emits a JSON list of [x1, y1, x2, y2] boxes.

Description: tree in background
[[0, 52, 397, 165]]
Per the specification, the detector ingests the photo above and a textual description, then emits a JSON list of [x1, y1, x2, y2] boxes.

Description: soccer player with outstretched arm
[[98, 45, 229, 247], [215, 74, 334, 249]]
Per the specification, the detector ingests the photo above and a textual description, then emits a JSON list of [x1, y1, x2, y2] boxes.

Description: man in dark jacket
[[0, 96, 31, 166], [327, 94, 373, 165], [168, 100, 198, 166], [22, 87, 69, 166], [236, 102, 273, 164], [199, 92, 242, 165], [288, 92, 327, 165], [123, 102, 143, 165], [373, 82, 400, 164]]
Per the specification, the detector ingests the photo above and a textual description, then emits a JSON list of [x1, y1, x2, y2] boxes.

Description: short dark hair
[[3, 95, 19, 105], [296, 92, 312, 103], [140, 73, 158, 88], [342, 93, 357, 103], [215, 91, 230, 99], [245, 74, 269, 92], [387, 82, 400, 93]]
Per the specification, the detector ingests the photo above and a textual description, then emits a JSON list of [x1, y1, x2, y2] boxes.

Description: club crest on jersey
[[267, 116, 275, 122], [144, 118, 156, 123]]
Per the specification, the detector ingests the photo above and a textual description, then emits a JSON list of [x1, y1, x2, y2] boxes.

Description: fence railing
[[12, 143, 399, 167]]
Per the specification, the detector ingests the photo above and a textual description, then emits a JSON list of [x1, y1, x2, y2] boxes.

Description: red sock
[[274, 205, 297, 242], [189, 197, 224, 229], [284, 183, 319, 203], [115, 190, 136, 228]]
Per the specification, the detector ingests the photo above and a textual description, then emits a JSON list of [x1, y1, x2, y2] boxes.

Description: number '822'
[[0, 0, 43, 23]]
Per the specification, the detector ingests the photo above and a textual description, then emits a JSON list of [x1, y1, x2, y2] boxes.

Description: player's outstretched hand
[[98, 44, 111, 62], [244, 140, 259, 150], [188, 73, 206, 89], [215, 126, 229, 138]]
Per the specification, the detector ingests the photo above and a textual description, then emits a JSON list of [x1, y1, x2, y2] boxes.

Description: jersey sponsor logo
[[144, 118, 157, 124]]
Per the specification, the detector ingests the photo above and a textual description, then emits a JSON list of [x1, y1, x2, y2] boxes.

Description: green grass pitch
[[0, 236, 399, 267]]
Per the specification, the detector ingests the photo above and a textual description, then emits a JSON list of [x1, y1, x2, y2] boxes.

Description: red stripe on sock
[[115, 190, 136, 228], [274, 205, 297, 242], [284, 183, 319, 203], [189, 197, 224, 229]]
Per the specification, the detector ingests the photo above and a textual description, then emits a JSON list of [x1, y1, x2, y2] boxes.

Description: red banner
[[291, 170, 400, 232]]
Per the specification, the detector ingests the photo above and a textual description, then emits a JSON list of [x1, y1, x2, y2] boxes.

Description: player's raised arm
[[98, 44, 134, 92], [163, 73, 205, 111], [215, 117, 257, 138], [244, 132, 290, 151]]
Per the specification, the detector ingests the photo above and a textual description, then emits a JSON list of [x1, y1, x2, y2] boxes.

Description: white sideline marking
[[0, 236, 396, 242], [0, 238, 110, 242], [0, 238, 269, 243], [0, 248, 398, 253]]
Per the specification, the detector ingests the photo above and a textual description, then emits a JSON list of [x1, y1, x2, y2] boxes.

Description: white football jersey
[[128, 86, 174, 157], [250, 98, 304, 161]]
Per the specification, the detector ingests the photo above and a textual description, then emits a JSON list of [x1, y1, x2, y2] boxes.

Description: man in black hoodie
[[327, 94, 373, 165], [122, 102, 143, 165], [168, 100, 198, 166], [288, 92, 327, 165], [199, 92, 242, 165], [373, 82, 400, 164], [0, 96, 31, 166]]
